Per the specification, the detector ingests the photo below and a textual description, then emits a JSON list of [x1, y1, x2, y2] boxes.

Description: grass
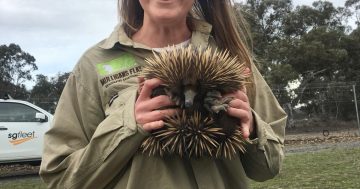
[[0, 148, 359, 189], [0, 177, 46, 189], [250, 147, 360, 189]]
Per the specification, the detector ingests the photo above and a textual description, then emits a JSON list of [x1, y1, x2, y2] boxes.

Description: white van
[[0, 98, 53, 163]]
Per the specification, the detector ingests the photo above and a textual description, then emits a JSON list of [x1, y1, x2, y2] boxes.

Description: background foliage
[[0, 43, 69, 113], [237, 0, 360, 126]]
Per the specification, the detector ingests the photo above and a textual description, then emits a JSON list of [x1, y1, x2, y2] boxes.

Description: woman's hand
[[224, 67, 255, 139], [135, 78, 177, 132], [224, 87, 254, 139]]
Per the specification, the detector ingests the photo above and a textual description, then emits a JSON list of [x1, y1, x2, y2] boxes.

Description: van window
[[0, 102, 40, 122]]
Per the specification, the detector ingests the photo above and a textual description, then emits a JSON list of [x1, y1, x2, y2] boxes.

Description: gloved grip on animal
[[140, 45, 251, 159]]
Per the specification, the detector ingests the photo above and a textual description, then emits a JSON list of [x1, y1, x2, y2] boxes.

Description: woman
[[40, 0, 287, 188]]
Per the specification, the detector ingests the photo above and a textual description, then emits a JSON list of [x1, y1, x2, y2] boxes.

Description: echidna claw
[[210, 104, 229, 113], [204, 91, 234, 114]]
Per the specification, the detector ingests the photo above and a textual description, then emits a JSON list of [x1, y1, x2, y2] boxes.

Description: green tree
[[0, 43, 37, 85], [239, 0, 293, 66], [50, 72, 70, 99], [31, 74, 53, 99], [0, 43, 37, 99], [30, 72, 70, 113], [238, 0, 359, 122], [279, 4, 356, 120], [346, 0, 360, 26], [344, 27, 360, 81], [238, 0, 298, 101]]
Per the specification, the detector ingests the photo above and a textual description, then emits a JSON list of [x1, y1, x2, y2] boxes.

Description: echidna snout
[[184, 85, 197, 108], [182, 69, 198, 108]]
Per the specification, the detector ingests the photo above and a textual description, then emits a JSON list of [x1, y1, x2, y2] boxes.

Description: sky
[[0, 0, 350, 89]]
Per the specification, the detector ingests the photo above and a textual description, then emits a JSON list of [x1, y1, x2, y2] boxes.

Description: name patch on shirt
[[97, 53, 137, 76], [97, 53, 142, 88]]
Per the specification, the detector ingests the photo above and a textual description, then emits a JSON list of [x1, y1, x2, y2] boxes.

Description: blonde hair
[[118, 0, 255, 100]]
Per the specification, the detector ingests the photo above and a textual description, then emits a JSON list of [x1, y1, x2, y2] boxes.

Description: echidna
[[140, 45, 251, 159]]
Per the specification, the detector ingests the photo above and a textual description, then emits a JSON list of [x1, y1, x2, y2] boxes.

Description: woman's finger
[[147, 109, 178, 121], [223, 90, 248, 102], [243, 67, 251, 75], [137, 78, 164, 101], [136, 109, 178, 125], [227, 107, 252, 138], [228, 99, 250, 111], [142, 120, 165, 132], [236, 90, 249, 102], [227, 107, 250, 122], [241, 124, 250, 139], [139, 95, 175, 111]]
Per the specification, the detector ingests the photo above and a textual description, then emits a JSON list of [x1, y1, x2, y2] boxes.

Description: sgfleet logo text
[[8, 131, 36, 145]]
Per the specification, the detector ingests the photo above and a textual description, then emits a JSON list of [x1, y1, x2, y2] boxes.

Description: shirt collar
[[98, 18, 213, 50]]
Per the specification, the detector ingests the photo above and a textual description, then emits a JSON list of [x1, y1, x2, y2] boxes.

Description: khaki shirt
[[39, 19, 287, 189]]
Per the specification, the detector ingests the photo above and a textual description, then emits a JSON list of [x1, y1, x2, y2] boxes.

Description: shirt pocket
[[104, 86, 138, 118]]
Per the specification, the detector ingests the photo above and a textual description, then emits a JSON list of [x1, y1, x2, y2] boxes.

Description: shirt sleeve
[[39, 64, 148, 189], [239, 63, 287, 182]]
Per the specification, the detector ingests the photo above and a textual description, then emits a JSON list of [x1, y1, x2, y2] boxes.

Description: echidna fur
[[140, 45, 251, 159]]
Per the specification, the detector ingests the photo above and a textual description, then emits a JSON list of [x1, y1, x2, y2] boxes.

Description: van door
[[0, 102, 48, 162]]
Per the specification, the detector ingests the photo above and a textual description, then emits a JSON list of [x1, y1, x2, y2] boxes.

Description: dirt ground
[[285, 126, 360, 153], [1, 126, 360, 178]]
